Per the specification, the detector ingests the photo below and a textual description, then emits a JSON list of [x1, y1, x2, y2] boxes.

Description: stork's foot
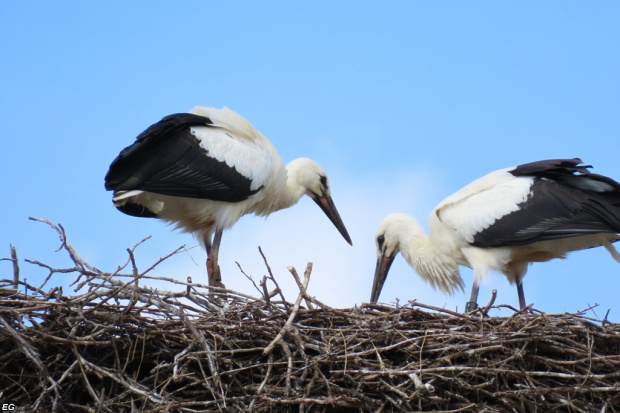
[[465, 301, 478, 312], [516, 303, 534, 315]]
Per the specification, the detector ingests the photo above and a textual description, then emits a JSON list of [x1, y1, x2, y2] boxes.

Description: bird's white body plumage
[[402, 168, 620, 287], [434, 168, 620, 286]]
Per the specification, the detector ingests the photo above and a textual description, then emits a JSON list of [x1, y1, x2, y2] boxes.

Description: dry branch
[[1, 219, 619, 412]]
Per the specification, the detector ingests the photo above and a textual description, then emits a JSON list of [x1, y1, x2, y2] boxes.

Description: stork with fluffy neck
[[105, 106, 352, 287], [371, 158, 620, 311], [372, 213, 466, 302]]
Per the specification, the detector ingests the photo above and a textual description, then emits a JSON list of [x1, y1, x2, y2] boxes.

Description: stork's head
[[371, 213, 418, 303], [286, 158, 352, 245]]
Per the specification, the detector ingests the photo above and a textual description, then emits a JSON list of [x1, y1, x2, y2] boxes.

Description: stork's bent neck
[[269, 161, 310, 212], [277, 177, 307, 210], [249, 164, 305, 217], [399, 224, 463, 294]]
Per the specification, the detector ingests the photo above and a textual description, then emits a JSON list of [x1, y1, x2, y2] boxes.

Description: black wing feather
[[105, 113, 262, 202], [472, 158, 620, 247]]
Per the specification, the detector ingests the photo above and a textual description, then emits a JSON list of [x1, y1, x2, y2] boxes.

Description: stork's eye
[[377, 235, 385, 249], [319, 175, 327, 188]]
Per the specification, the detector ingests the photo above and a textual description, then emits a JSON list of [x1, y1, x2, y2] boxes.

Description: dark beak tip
[[315, 194, 352, 246], [337, 229, 352, 246], [342, 231, 353, 246]]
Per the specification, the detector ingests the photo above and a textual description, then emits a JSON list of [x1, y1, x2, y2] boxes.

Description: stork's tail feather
[[112, 190, 144, 204]]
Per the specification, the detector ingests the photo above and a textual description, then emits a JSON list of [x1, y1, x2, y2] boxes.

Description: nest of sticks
[[2, 218, 620, 412]]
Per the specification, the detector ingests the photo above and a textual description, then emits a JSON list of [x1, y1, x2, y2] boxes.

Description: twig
[[479, 289, 497, 317], [602, 309, 611, 326], [236, 261, 264, 298], [262, 263, 312, 356], [258, 246, 290, 310], [259, 275, 271, 306], [288, 265, 314, 310], [11, 245, 19, 290]]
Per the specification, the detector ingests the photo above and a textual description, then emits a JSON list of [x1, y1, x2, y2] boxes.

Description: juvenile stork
[[370, 158, 620, 311], [105, 106, 352, 287]]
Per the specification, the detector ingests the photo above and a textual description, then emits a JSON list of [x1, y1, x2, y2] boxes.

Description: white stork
[[105, 106, 352, 287], [370, 158, 620, 311]]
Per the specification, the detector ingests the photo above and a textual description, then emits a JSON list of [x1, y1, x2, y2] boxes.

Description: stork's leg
[[203, 233, 212, 256], [206, 230, 225, 289], [203, 232, 213, 283], [516, 281, 526, 311], [465, 281, 480, 312]]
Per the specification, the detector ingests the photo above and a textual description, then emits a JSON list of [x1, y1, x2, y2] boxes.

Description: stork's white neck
[[283, 178, 307, 209], [270, 158, 318, 211], [396, 220, 464, 294], [250, 162, 306, 216]]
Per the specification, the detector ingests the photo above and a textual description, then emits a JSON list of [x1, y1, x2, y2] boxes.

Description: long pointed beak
[[370, 252, 395, 303], [312, 193, 353, 245]]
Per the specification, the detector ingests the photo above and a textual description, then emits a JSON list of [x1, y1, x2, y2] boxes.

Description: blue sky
[[2, 2, 619, 320]]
